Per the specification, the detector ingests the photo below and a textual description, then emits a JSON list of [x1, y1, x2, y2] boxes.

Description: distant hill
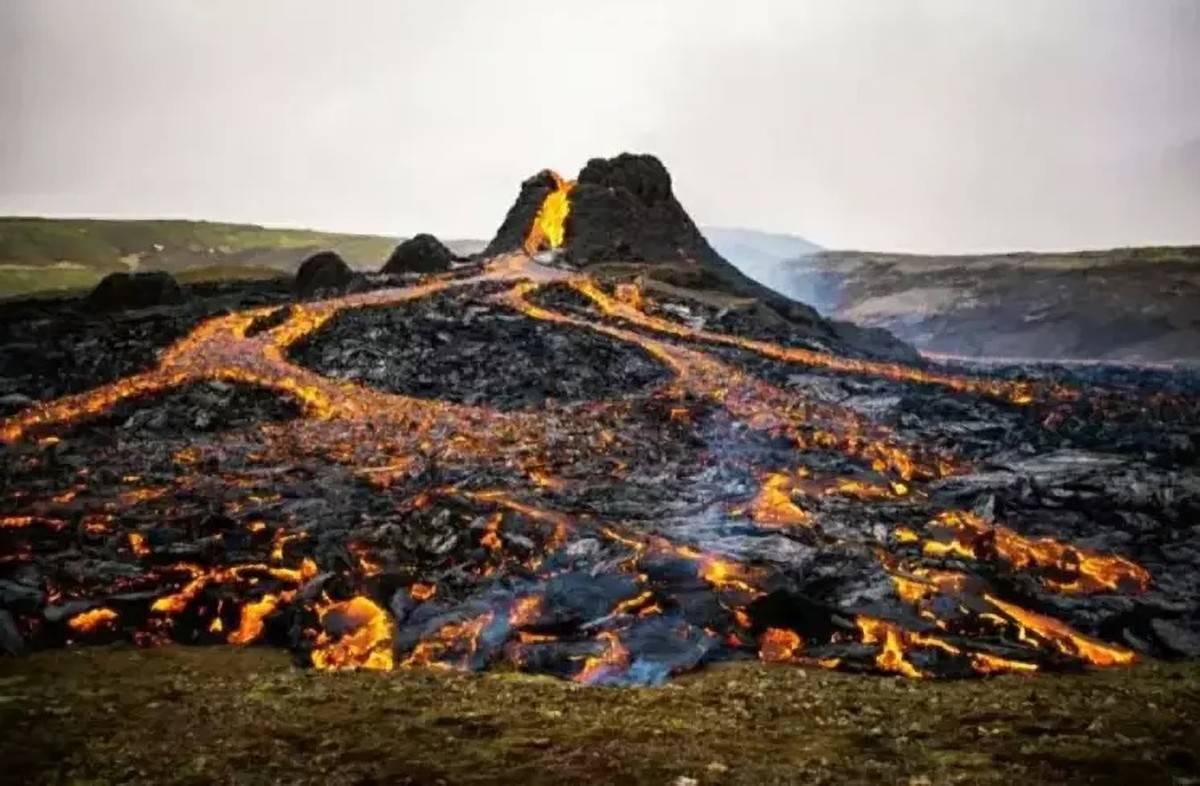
[[0, 217, 490, 299], [1, 217, 809, 301], [700, 227, 821, 294], [775, 246, 1200, 363]]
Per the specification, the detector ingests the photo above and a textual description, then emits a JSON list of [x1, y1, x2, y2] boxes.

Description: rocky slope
[[774, 246, 1200, 363]]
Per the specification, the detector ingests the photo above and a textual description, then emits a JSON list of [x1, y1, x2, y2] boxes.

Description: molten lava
[[311, 596, 395, 671], [523, 171, 574, 254], [67, 607, 119, 635]]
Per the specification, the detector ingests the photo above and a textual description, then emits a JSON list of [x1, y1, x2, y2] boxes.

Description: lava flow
[[0, 173, 1182, 685], [523, 171, 574, 255]]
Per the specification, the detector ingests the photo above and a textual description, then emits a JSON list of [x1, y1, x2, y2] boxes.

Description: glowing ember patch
[[856, 617, 925, 679], [523, 172, 574, 254], [759, 627, 802, 662], [0, 515, 65, 530], [743, 472, 811, 527], [575, 630, 630, 684], [692, 554, 761, 596], [229, 593, 289, 645], [985, 594, 1136, 667], [152, 575, 207, 615], [127, 532, 150, 557], [480, 512, 503, 552], [311, 596, 394, 671], [509, 595, 543, 627], [82, 514, 111, 534], [828, 478, 896, 501], [401, 612, 493, 671], [409, 582, 437, 602], [611, 591, 654, 616], [119, 486, 169, 505], [926, 510, 1151, 594], [527, 467, 566, 491], [970, 651, 1038, 675], [348, 544, 383, 576], [67, 607, 118, 634], [889, 567, 969, 605], [614, 282, 644, 311]]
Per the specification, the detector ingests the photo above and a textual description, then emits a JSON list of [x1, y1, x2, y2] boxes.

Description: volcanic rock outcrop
[[486, 153, 918, 362], [382, 233, 456, 275], [87, 271, 185, 312], [294, 251, 354, 297]]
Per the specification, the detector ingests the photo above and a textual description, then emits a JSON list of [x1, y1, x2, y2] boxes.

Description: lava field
[[2, 154, 1199, 684], [2, 249, 1198, 684]]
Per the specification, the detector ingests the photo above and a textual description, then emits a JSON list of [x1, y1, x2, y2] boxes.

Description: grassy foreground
[[1, 647, 1198, 785]]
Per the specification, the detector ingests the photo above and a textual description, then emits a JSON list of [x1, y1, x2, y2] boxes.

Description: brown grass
[[1, 646, 1198, 785]]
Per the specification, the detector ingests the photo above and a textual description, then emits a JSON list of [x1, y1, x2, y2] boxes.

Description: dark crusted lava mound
[[290, 286, 670, 410], [382, 234, 456, 275], [486, 153, 918, 363], [294, 251, 354, 296], [87, 271, 184, 312]]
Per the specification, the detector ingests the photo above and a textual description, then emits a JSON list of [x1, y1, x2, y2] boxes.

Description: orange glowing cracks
[[742, 472, 812, 528], [401, 612, 494, 671], [311, 596, 394, 671], [509, 595, 543, 627], [925, 510, 1151, 595], [575, 630, 630, 684], [523, 171, 574, 254], [856, 617, 926, 678], [985, 595, 1136, 667], [228, 593, 288, 645], [854, 616, 1041, 678], [67, 607, 119, 634], [409, 582, 437, 602], [128, 532, 150, 557], [565, 276, 1062, 407]]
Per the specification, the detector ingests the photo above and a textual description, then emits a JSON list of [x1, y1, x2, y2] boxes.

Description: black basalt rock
[[294, 251, 354, 297], [382, 234, 456, 275], [565, 152, 707, 266], [86, 271, 185, 312], [482, 170, 561, 257]]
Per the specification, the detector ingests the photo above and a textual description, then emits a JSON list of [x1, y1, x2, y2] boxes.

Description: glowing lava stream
[[523, 171, 574, 254], [564, 279, 1077, 406], [0, 254, 564, 445]]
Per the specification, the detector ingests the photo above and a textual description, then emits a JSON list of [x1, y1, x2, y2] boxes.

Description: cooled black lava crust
[[289, 288, 672, 410]]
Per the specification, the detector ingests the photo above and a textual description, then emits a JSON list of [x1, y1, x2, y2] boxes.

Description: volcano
[[1, 153, 1198, 684], [486, 153, 917, 363]]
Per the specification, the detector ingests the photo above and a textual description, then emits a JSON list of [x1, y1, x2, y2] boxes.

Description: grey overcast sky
[[2, 1, 1198, 253]]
